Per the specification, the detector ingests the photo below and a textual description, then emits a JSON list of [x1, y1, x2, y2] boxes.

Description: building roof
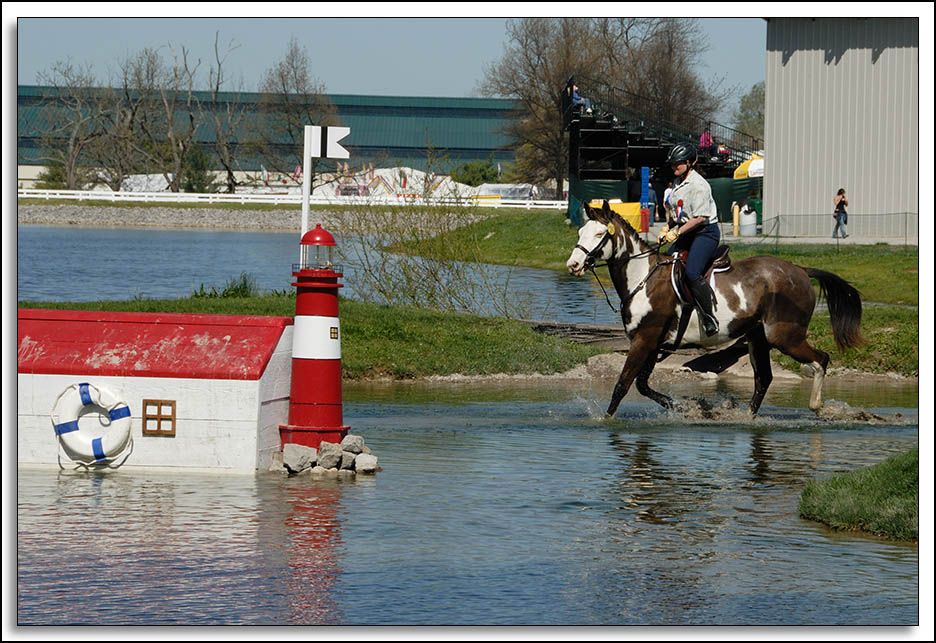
[[18, 309, 293, 380]]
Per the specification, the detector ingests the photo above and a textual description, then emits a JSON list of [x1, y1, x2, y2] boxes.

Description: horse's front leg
[[606, 335, 663, 417]]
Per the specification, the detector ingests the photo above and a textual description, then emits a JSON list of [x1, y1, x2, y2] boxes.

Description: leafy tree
[[450, 159, 498, 187], [34, 157, 68, 189], [181, 144, 215, 193], [733, 81, 765, 141]]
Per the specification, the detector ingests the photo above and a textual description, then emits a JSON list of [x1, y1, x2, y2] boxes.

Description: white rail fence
[[17, 189, 568, 210]]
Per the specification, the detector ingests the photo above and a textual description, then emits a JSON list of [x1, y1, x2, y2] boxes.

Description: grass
[[17, 294, 603, 380], [773, 305, 919, 377], [388, 211, 919, 306], [799, 448, 918, 542]]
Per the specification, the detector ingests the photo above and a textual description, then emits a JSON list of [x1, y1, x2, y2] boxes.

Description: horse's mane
[[586, 202, 652, 254]]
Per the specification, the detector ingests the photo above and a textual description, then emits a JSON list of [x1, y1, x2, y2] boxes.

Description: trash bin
[[739, 208, 757, 236], [748, 198, 762, 225]]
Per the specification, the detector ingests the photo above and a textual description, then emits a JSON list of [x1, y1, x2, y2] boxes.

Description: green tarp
[[567, 175, 631, 226]]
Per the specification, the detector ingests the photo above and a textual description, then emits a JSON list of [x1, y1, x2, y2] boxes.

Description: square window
[[142, 399, 176, 436]]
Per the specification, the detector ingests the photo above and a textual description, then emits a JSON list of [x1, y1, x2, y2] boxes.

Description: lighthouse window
[[330, 327, 339, 340], [142, 399, 177, 436]]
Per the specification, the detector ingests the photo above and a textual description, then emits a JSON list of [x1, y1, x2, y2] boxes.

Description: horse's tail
[[804, 267, 864, 350]]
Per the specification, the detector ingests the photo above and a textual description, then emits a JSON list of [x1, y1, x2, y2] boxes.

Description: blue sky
[[10, 15, 767, 123]]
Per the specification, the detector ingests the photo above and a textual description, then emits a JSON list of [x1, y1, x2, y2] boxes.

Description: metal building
[[764, 17, 918, 242]]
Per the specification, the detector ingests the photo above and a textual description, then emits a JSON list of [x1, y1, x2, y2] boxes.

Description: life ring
[[51, 382, 133, 466]]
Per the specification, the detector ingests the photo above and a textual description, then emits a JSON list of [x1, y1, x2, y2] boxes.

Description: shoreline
[[18, 204, 311, 231], [17, 205, 918, 386]]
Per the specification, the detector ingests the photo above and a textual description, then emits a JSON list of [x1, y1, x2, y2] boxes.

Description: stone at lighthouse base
[[273, 433, 380, 476], [278, 423, 349, 451]]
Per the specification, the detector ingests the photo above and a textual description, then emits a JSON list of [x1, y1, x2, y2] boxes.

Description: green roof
[[17, 85, 520, 172]]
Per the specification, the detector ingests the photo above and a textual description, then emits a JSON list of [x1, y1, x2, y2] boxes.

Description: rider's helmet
[[666, 143, 698, 166]]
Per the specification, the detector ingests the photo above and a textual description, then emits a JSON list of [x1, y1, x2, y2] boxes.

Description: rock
[[337, 469, 355, 479], [283, 443, 317, 473], [354, 453, 379, 473], [340, 451, 356, 470], [310, 465, 328, 476], [340, 434, 366, 454], [316, 441, 343, 469]]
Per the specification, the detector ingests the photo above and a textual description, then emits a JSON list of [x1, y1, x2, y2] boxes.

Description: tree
[[35, 60, 104, 189], [181, 143, 215, 192], [732, 81, 765, 142], [251, 37, 338, 187], [207, 32, 249, 193], [450, 159, 498, 187], [118, 45, 203, 192], [480, 18, 731, 197]]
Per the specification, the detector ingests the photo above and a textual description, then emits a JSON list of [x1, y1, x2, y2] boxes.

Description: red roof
[[18, 309, 293, 380]]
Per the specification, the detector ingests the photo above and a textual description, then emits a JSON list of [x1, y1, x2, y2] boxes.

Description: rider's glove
[[657, 225, 670, 244], [662, 227, 680, 244]]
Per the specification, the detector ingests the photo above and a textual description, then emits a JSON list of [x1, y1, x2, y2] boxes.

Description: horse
[[566, 201, 863, 417]]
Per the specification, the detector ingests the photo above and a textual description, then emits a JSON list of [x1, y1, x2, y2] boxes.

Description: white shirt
[[668, 170, 718, 226]]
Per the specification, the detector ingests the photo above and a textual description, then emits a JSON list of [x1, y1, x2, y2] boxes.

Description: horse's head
[[567, 201, 619, 276]]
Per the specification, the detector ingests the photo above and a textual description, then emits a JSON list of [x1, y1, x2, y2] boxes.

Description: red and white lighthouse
[[279, 224, 349, 450]]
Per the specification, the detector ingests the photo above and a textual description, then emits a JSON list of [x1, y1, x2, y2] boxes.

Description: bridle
[[575, 222, 674, 313]]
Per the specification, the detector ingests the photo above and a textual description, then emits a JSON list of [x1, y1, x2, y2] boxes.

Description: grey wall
[[764, 18, 918, 240]]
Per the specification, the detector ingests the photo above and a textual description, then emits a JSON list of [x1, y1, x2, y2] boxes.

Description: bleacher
[[561, 76, 762, 183]]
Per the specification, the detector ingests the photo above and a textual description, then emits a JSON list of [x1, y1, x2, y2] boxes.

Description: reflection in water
[[279, 480, 343, 624]]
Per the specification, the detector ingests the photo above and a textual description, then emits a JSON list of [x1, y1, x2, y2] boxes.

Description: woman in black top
[[833, 188, 849, 239]]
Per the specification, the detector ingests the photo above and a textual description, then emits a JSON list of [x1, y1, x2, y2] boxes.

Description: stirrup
[[697, 308, 719, 337]]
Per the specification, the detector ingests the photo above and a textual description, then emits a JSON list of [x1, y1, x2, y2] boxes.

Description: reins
[[587, 237, 674, 314]]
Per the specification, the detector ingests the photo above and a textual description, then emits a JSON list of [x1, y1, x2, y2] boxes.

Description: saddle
[[671, 245, 732, 307], [658, 245, 732, 360]]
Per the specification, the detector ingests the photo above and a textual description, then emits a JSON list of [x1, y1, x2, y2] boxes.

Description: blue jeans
[[670, 223, 721, 281], [833, 213, 847, 238]]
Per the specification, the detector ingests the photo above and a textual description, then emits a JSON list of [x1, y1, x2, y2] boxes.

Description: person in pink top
[[699, 127, 715, 158]]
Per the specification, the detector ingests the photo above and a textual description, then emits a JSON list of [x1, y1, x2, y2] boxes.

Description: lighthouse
[[279, 224, 350, 450]]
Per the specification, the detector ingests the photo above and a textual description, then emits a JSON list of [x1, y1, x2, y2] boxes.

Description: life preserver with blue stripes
[[51, 382, 133, 465]]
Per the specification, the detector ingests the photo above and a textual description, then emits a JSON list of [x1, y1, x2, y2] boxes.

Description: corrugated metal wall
[[764, 18, 918, 241]]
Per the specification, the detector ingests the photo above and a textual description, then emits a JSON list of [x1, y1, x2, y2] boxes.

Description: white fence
[[17, 189, 568, 210]]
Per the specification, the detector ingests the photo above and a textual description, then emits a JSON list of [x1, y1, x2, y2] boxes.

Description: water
[[17, 379, 919, 626], [16, 225, 621, 324], [15, 224, 921, 625]]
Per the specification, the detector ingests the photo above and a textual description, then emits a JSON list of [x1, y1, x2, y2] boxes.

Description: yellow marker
[[607, 223, 616, 236]]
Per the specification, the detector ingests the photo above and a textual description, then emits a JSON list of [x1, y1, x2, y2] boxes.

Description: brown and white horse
[[566, 202, 863, 417]]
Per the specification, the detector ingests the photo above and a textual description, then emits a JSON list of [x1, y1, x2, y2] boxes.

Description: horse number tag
[[606, 223, 615, 236]]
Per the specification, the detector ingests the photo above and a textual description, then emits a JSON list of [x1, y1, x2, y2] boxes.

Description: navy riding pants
[[670, 222, 721, 281]]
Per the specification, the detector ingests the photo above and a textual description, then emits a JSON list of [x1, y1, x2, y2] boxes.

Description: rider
[[658, 143, 720, 336]]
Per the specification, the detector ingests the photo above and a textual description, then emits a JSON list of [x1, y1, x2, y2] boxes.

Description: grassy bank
[[390, 210, 918, 305], [799, 448, 918, 542], [17, 295, 603, 380]]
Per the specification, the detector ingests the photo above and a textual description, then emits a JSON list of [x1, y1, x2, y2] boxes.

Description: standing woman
[[833, 188, 849, 239], [658, 143, 721, 336]]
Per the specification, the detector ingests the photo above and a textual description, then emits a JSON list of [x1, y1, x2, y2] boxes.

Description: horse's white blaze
[[566, 220, 610, 275]]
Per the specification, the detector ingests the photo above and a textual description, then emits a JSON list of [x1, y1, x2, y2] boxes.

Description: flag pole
[[301, 125, 312, 261]]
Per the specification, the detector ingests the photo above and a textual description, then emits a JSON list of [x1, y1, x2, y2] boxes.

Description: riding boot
[[689, 276, 719, 337]]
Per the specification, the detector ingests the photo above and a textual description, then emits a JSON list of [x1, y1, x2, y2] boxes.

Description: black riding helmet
[[666, 143, 698, 166]]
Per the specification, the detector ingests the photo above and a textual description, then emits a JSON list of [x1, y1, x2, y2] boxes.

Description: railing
[[575, 75, 762, 162], [17, 188, 568, 210], [729, 211, 918, 245]]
